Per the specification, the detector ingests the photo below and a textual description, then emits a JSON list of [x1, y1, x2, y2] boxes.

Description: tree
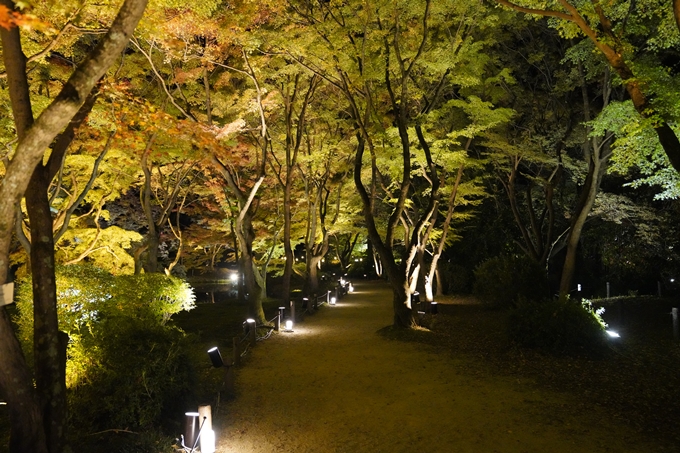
[[0, 1, 148, 451], [267, 71, 319, 312], [495, 0, 680, 173], [284, 0, 501, 327]]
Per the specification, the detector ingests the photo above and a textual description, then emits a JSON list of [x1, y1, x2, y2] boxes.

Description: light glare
[[201, 429, 216, 453]]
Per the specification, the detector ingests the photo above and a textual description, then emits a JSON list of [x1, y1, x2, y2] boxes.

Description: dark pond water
[[190, 283, 239, 304]]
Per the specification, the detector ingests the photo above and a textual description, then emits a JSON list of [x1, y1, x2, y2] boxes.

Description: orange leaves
[[0, 5, 52, 31], [173, 66, 204, 85]]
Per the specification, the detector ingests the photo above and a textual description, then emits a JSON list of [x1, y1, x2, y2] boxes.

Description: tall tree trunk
[[353, 136, 415, 327], [140, 134, 159, 273], [424, 165, 464, 302], [21, 89, 98, 453], [212, 155, 268, 324], [558, 159, 602, 297], [0, 5, 50, 451], [25, 169, 67, 453], [558, 64, 611, 298], [0, 0, 149, 451], [281, 172, 294, 314]]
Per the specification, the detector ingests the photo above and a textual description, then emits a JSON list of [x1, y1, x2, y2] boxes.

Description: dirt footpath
[[216, 281, 654, 453]]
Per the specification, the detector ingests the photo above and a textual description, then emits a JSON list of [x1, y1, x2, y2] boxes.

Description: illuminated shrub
[[67, 320, 195, 432], [473, 255, 549, 307], [509, 298, 608, 355], [14, 264, 196, 431]]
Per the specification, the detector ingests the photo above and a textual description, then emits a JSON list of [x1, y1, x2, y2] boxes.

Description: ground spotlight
[[207, 347, 224, 368], [183, 412, 200, 449], [606, 330, 620, 338], [201, 429, 216, 453], [284, 319, 294, 332]]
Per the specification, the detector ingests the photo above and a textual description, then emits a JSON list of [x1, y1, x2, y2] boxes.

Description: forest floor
[[212, 280, 678, 453]]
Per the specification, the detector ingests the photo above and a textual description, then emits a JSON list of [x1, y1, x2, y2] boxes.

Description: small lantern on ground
[[284, 319, 294, 332]]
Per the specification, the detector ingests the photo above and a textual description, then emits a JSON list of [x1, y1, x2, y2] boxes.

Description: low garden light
[[201, 429, 216, 453], [243, 318, 256, 335], [348, 283, 354, 293], [207, 347, 225, 368], [330, 296, 337, 305], [183, 412, 200, 450], [284, 319, 294, 332], [230, 272, 239, 283]]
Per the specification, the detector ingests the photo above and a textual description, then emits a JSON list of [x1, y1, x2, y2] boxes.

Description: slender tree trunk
[[559, 64, 611, 298], [281, 174, 294, 313], [558, 160, 601, 297], [29, 233, 67, 453], [240, 248, 265, 322]]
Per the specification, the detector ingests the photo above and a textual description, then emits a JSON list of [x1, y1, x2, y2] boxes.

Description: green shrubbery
[[14, 265, 197, 434], [473, 255, 549, 307], [508, 298, 608, 355]]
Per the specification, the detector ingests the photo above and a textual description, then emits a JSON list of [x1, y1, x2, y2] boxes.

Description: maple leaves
[[0, 4, 50, 31]]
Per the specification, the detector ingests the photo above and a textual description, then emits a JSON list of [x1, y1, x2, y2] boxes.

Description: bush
[[473, 255, 549, 308], [14, 264, 197, 433], [67, 320, 195, 433], [508, 298, 608, 356]]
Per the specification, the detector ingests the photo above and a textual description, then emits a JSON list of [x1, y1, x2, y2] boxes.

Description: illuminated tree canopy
[[1, 0, 679, 450]]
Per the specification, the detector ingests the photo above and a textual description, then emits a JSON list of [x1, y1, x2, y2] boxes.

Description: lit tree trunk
[[23, 88, 98, 453], [212, 155, 268, 324], [304, 182, 330, 297], [558, 64, 612, 298], [0, 0, 148, 451], [138, 133, 194, 274], [0, 8, 49, 450], [25, 170, 66, 453], [424, 164, 464, 302], [278, 76, 315, 315]]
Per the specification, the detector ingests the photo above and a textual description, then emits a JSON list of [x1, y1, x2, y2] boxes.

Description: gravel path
[[215, 281, 654, 453]]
